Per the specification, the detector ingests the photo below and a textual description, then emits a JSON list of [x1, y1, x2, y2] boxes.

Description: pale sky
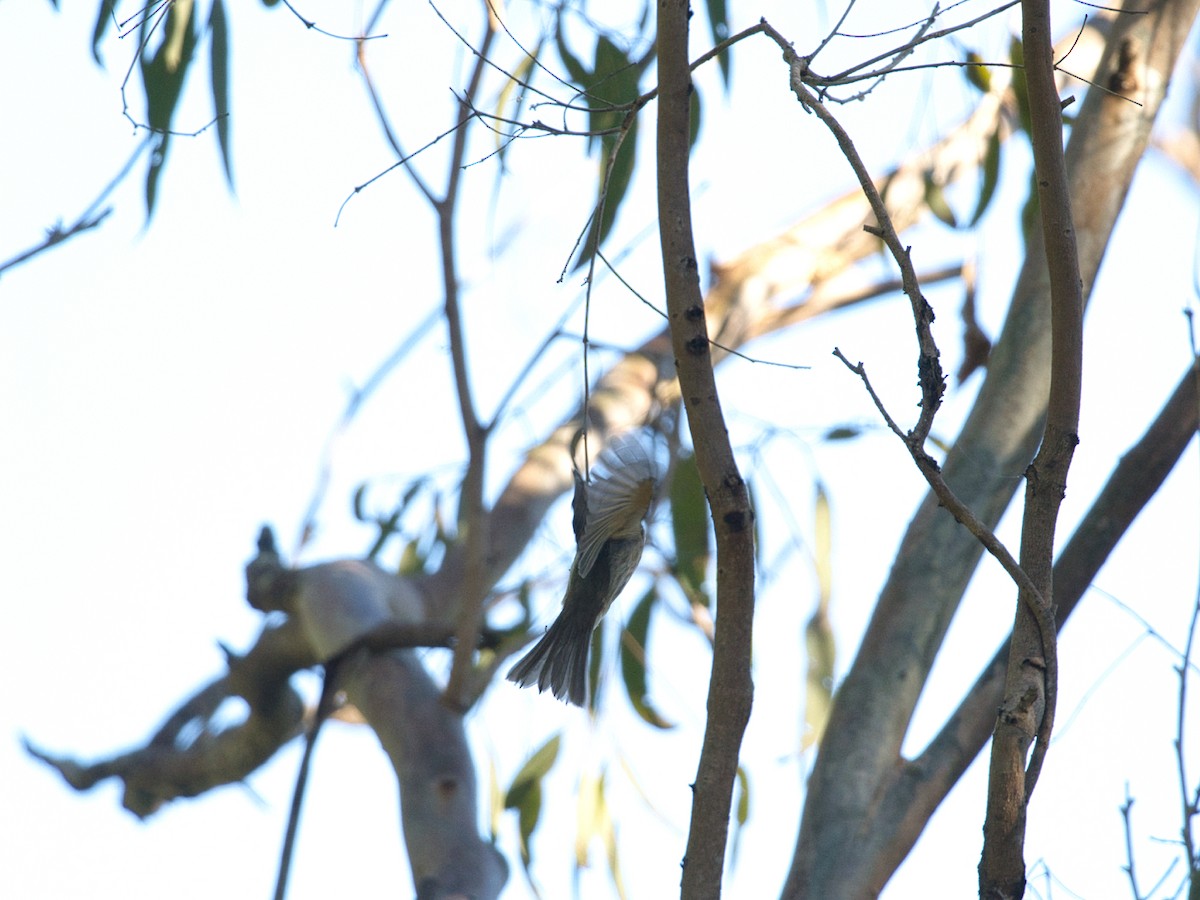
[[3, 1, 1200, 898]]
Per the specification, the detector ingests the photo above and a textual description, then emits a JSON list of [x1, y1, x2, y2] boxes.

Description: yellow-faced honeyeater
[[507, 433, 657, 706]]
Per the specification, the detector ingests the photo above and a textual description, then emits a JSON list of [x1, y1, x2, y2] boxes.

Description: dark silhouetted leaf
[[705, 0, 731, 88], [91, 0, 116, 64], [619, 589, 674, 728], [967, 124, 1002, 227], [505, 732, 561, 813], [823, 425, 862, 442], [553, 15, 588, 86], [140, 0, 198, 216], [689, 82, 702, 149], [923, 169, 957, 228], [670, 451, 711, 608], [208, 0, 233, 187]]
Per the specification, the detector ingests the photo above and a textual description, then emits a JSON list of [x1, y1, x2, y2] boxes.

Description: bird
[[507, 431, 657, 707]]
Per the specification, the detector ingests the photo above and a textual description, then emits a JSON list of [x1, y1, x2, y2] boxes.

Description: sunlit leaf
[[619, 589, 675, 729], [574, 770, 601, 865], [813, 482, 832, 608], [208, 0, 233, 187], [803, 608, 836, 751], [964, 51, 991, 93], [495, 45, 540, 163], [803, 484, 835, 751], [729, 766, 751, 866]]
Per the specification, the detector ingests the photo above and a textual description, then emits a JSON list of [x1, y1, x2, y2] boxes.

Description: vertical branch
[[442, 18, 498, 708], [979, 0, 1082, 895], [657, 2, 756, 897]]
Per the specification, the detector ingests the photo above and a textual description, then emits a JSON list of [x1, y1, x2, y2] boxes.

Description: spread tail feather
[[506, 613, 592, 707]]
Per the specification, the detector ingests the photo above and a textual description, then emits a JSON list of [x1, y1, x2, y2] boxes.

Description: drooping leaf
[[574, 770, 601, 866], [967, 123, 1003, 227], [670, 451, 711, 608], [553, 15, 589, 86], [964, 50, 992, 93], [729, 766, 751, 866], [619, 589, 674, 729], [813, 482, 832, 609], [923, 169, 957, 228], [704, 0, 732, 88], [140, 0, 199, 216], [91, 0, 117, 65], [689, 82, 702, 149], [1008, 37, 1032, 136], [495, 44, 541, 164], [505, 733, 559, 866], [208, 0, 233, 187], [568, 33, 651, 270], [802, 484, 836, 751]]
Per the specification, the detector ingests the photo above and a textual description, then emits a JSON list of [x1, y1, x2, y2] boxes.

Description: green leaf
[[670, 452, 711, 606], [964, 51, 991, 93], [619, 589, 674, 729], [813, 482, 832, 609], [571, 34, 649, 270], [923, 169, 957, 228], [208, 0, 233, 187], [495, 45, 541, 163], [553, 15, 589, 86], [91, 0, 117, 65], [803, 483, 836, 751], [505, 732, 561, 812], [574, 770, 602, 865], [140, 0, 199, 216], [823, 425, 862, 442], [967, 123, 1002, 227], [729, 766, 751, 866], [705, 0, 731, 88], [351, 483, 369, 522], [1009, 37, 1032, 136], [689, 82, 702, 149]]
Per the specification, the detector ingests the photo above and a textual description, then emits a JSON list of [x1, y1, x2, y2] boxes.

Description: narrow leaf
[[923, 169, 957, 228], [91, 0, 117, 64], [619, 589, 674, 729], [823, 425, 862, 442], [208, 0, 233, 187], [729, 766, 751, 866], [504, 732, 561, 811], [670, 452, 711, 606], [967, 124, 1002, 227], [574, 770, 601, 866], [704, 0, 731, 88], [964, 51, 992, 93]]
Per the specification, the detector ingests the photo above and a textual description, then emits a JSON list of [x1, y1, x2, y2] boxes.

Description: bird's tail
[[506, 611, 592, 707]]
